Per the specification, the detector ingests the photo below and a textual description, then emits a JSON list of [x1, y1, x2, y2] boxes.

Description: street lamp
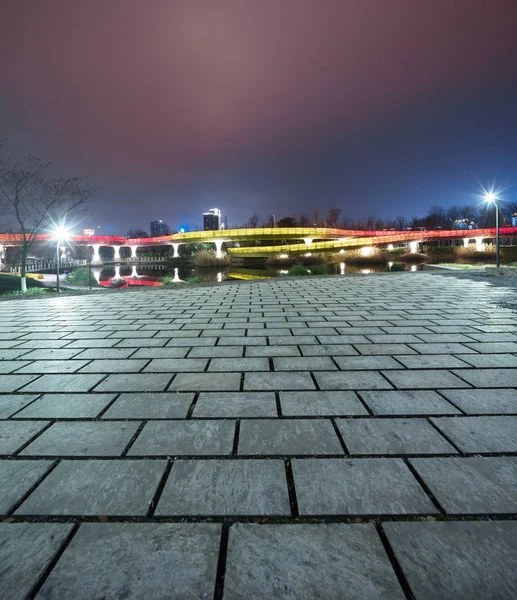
[[53, 225, 69, 292], [484, 192, 500, 268]]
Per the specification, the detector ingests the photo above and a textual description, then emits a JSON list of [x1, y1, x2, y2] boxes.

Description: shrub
[[187, 276, 200, 284], [193, 250, 231, 267], [266, 254, 296, 266], [66, 268, 102, 287], [341, 249, 388, 265], [300, 253, 327, 266], [397, 252, 431, 264], [287, 264, 310, 276], [309, 263, 328, 275]]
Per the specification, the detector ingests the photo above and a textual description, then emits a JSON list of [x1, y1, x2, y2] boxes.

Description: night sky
[[1, 0, 516, 234]]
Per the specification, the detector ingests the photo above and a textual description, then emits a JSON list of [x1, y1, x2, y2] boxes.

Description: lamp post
[[54, 226, 69, 292], [484, 192, 500, 268]]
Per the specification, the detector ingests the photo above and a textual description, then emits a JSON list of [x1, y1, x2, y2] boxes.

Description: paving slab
[[0, 374, 39, 393], [431, 416, 517, 453], [128, 420, 235, 455], [102, 392, 194, 418], [299, 343, 358, 356], [336, 417, 457, 455], [239, 419, 343, 455], [452, 368, 517, 387], [13, 393, 115, 419], [0, 421, 48, 454], [40, 523, 220, 600], [0, 460, 55, 516], [244, 372, 315, 390], [79, 359, 149, 373], [193, 392, 277, 417], [410, 456, 517, 513], [20, 421, 140, 456], [361, 390, 459, 415], [156, 459, 290, 516], [315, 370, 393, 390], [16, 459, 166, 515], [0, 523, 74, 600], [280, 390, 367, 416], [439, 388, 517, 414], [292, 458, 436, 515], [19, 374, 105, 393], [334, 355, 402, 370], [382, 369, 470, 389], [0, 394, 38, 418], [384, 521, 517, 600], [224, 523, 404, 600], [94, 373, 172, 392]]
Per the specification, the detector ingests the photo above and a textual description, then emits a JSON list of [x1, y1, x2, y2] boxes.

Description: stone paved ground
[[0, 272, 517, 599]]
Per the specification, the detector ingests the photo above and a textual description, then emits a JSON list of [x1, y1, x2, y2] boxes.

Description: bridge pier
[[214, 240, 224, 259], [131, 265, 139, 278], [172, 243, 181, 258], [409, 241, 420, 254], [91, 244, 102, 265], [113, 246, 121, 261], [475, 237, 484, 252], [129, 245, 138, 260], [0, 244, 5, 269], [303, 238, 313, 247], [463, 238, 470, 248]]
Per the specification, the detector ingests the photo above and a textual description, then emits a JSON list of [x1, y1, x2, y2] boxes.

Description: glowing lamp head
[[484, 192, 497, 204], [179, 228, 185, 234], [54, 226, 69, 242]]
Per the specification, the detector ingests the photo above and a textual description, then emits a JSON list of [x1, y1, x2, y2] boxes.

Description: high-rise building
[[150, 220, 170, 237], [203, 208, 221, 231], [83, 229, 95, 237]]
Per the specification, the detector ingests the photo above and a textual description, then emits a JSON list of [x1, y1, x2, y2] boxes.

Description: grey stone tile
[[292, 458, 436, 515], [71, 348, 137, 360], [395, 355, 471, 369], [384, 521, 517, 600], [440, 388, 517, 414], [239, 419, 343, 455], [408, 343, 477, 354], [20, 374, 105, 393], [0, 374, 39, 392], [244, 372, 315, 391], [269, 335, 318, 345], [218, 336, 267, 346], [65, 339, 120, 348], [335, 356, 402, 370], [382, 370, 470, 389], [156, 459, 290, 516], [188, 346, 243, 358], [0, 360, 31, 373], [14, 393, 115, 418], [273, 356, 337, 371], [13, 340, 72, 349], [21, 421, 140, 456], [246, 345, 301, 357], [431, 416, 517, 453], [16, 460, 166, 516], [0, 460, 55, 516], [452, 368, 517, 388], [128, 420, 235, 456], [94, 373, 172, 392], [456, 353, 517, 368], [209, 357, 269, 371], [315, 371, 393, 390], [41, 523, 220, 600], [0, 394, 38, 418], [168, 372, 241, 391], [361, 390, 459, 415], [0, 349, 31, 360], [107, 330, 158, 338], [318, 334, 370, 344], [299, 344, 359, 356], [79, 359, 149, 373], [144, 358, 208, 372], [165, 337, 217, 347], [337, 418, 457, 455], [102, 392, 194, 419], [464, 342, 517, 353], [224, 523, 404, 600], [0, 523, 74, 600], [193, 392, 277, 417], [365, 334, 423, 344], [410, 456, 517, 513], [354, 343, 417, 355], [280, 391, 367, 416], [115, 337, 166, 347], [467, 333, 517, 343], [0, 421, 48, 454], [130, 347, 189, 359]]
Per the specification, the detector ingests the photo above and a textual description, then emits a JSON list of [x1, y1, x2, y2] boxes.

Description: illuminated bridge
[[1, 226, 516, 264]]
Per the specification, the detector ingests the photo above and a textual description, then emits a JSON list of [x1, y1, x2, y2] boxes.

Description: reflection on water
[[91, 262, 424, 287]]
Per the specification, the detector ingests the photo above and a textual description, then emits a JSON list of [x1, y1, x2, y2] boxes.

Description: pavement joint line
[[146, 458, 173, 518], [376, 523, 416, 599], [403, 458, 446, 515], [95, 392, 123, 418], [231, 420, 240, 456], [120, 420, 147, 456], [27, 522, 80, 600], [185, 392, 200, 419], [213, 523, 231, 600], [330, 417, 350, 455], [284, 459, 300, 517], [11, 420, 55, 456]]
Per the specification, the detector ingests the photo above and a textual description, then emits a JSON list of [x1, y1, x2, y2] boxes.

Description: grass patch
[[187, 276, 200, 284], [309, 263, 328, 275], [193, 250, 231, 267], [65, 267, 102, 288], [287, 264, 311, 276], [0, 274, 46, 292]]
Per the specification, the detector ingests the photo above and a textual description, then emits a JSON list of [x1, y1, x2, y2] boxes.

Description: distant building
[[150, 220, 170, 237], [83, 229, 95, 236], [203, 208, 222, 231]]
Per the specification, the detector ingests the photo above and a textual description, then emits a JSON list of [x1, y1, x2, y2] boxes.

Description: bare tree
[[244, 213, 259, 228], [325, 207, 342, 228], [0, 147, 95, 291]]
